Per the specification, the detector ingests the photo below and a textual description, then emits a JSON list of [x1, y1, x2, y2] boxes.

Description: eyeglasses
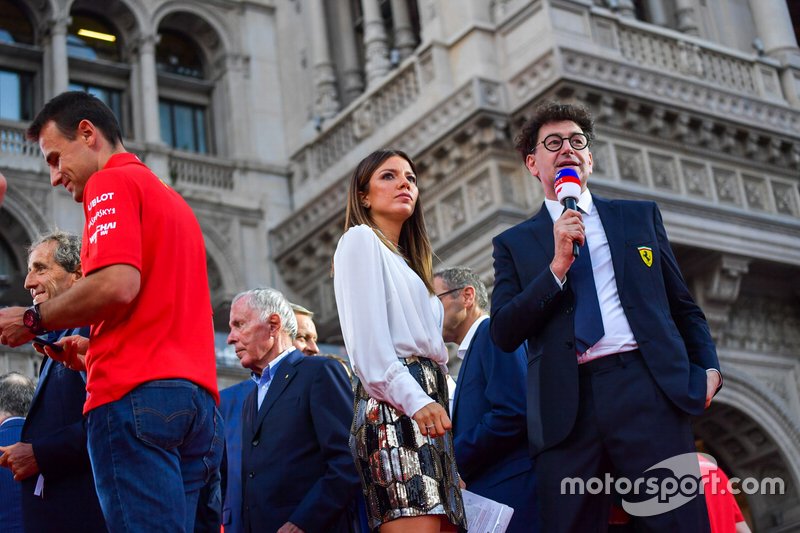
[[435, 287, 464, 300], [535, 133, 590, 153]]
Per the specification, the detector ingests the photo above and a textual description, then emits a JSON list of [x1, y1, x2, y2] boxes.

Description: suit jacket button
[[252, 439, 259, 446], [565, 306, 574, 314], [248, 471, 255, 478]]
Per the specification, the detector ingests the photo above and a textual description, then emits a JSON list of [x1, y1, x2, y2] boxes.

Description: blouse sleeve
[[333, 226, 435, 417]]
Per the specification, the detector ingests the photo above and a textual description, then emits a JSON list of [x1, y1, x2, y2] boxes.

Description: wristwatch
[[23, 304, 47, 335]]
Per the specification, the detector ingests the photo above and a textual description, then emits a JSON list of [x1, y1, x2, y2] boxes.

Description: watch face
[[23, 308, 38, 329]]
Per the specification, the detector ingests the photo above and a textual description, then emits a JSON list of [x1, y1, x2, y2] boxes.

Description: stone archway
[[693, 373, 800, 532]]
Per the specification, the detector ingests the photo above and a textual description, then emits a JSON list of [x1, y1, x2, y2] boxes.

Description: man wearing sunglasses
[[490, 102, 721, 532]]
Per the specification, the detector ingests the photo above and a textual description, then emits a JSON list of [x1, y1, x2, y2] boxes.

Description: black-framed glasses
[[535, 132, 590, 153], [435, 287, 464, 300]]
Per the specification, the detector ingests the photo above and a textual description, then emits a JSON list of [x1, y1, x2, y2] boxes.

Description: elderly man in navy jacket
[[435, 267, 538, 533]]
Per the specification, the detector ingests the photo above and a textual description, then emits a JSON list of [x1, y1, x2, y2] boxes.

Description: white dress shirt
[[457, 315, 490, 360], [334, 225, 449, 418], [545, 189, 638, 363]]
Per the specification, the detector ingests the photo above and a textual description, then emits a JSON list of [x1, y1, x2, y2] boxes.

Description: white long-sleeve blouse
[[333, 224, 449, 418]]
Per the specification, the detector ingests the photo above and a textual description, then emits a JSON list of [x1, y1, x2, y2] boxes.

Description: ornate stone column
[[334, 0, 364, 103], [132, 34, 162, 145], [643, 0, 668, 27], [612, 0, 636, 18], [361, 0, 390, 87], [42, 16, 70, 100], [748, 0, 800, 63], [390, 0, 416, 61], [674, 0, 699, 36], [308, 0, 339, 118]]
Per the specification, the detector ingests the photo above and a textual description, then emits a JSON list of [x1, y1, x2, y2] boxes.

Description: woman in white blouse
[[334, 149, 466, 533]]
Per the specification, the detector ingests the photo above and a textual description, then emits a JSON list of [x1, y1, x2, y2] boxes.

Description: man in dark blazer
[[228, 288, 360, 533], [435, 267, 538, 533], [0, 372, 35, 533], [0, 232, 106, 533], [490, 102, 721, 532], [219, 378, 256, 533]]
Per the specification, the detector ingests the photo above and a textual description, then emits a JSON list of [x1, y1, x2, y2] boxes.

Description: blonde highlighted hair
[[343, 149, 435, 294]]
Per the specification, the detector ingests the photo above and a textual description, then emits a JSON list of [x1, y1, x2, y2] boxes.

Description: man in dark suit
[[0, 372, 35, 533], [228, 288, 360, 533], [219, 378, 256, 533], [434, 267, 538, 533], [490, 102, 721, 532], [0, 232, 106, 532]]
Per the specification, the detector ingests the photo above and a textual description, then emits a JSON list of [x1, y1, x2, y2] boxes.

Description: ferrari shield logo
[[638, 246, 653, 267]]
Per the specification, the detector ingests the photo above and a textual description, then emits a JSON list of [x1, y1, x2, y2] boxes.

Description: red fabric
[[698, 455, 744, 533], [80, 153, 219, 413]]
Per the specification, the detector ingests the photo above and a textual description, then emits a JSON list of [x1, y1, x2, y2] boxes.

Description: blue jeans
[[87, 380, 224, 533]]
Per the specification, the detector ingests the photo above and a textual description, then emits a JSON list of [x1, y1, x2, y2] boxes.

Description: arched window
[[0, 0, 34, 45], [66, 10, 129, 134], [155, 27, 211, 154], [68, 13, 121, 62], [156, 30, 204, 79]]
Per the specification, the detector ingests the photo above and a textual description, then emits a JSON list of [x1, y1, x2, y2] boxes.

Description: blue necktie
[[570, 233, 605, 354]]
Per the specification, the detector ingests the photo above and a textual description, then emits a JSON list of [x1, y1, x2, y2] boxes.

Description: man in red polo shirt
[[0, 91, 222, 533]]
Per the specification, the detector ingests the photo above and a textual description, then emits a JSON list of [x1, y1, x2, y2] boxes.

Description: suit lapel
[[29, 357, 52, 408], [594, 196, 626, 287], [253, 349, 301, 432], [527, 205, 556, 264]]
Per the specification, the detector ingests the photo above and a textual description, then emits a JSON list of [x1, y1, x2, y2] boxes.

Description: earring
[[362, 201, 370, 209]]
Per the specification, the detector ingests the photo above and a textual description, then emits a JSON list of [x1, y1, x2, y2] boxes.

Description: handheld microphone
[[554, 168, 581, 258]]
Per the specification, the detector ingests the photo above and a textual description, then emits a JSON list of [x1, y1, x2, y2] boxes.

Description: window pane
[[159, 101, 174, 147], [173, 103, 196, 152], [194, 108, 207, 154], [0, 68, 32, 121]]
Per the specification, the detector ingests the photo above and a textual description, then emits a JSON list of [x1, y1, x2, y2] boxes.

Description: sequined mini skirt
[[350, 356, 467, 532]]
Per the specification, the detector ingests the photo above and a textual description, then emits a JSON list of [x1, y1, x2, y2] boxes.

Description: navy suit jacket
[[452, 319, 538, 533], [241, 349, 360, 533], [0, 417, 25, 533], [490, 197, 720, 455], [220, 378, 256, 533], [20, 327, 106, 532]]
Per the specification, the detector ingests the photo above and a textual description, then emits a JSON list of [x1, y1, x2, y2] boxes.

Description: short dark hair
[[26, 91, 123, 146], [28, 230, 82, 274], [0, 372, 35, 418], [434, 267, 489, 311], [514, 102, 594, 161]]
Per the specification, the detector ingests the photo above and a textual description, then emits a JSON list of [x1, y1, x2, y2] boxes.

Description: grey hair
[[289, 303, 314, 318], [232, 287, 298, 339], [0, 372, 35, 418], [434, 267, 489, 311], [28, 230, 81, 274]]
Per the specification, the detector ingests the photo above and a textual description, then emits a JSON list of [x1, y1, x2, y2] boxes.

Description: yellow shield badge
[[638, 246, 653, 267]]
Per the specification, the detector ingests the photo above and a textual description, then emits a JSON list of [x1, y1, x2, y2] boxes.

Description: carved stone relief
[[467, 171, 495, 215], [650, 153, 679, 192], [616, 146, 646, 185], [742, 175, 771, 212], [712, 167, 742, 205], [681, 160, 711, 198], [772, 181, 799, 217]]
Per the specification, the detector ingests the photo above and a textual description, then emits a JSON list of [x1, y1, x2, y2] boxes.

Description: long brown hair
[[343, 149, 435, 294]]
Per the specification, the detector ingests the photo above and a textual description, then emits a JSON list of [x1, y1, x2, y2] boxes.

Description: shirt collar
[[254, 347, 295, 382], [457, 315, 490, 359], [102, 152, 144, 170], [544, 188, 594, 222]]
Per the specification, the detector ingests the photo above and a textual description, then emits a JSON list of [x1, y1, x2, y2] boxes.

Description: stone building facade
[[0, 0, 798, 529]]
